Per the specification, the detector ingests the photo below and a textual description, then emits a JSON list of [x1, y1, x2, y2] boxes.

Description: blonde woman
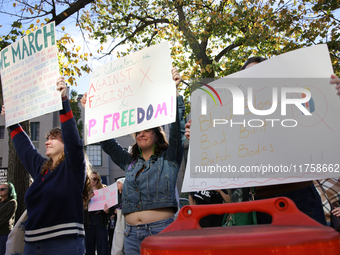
[[84, 170, 110, 255]]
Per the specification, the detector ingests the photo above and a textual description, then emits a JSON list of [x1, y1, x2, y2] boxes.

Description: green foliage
[[78, 0, 339, 114], [1, 0, 339, 115], [0, 0, 93, 85]]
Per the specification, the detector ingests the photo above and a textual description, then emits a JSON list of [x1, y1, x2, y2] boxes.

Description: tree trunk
[[0, 77, 30, 221], [7, 124, 30, 221]]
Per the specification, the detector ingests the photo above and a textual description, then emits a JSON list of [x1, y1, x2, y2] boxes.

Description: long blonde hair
[[83, 153, 93, 210], [91, 170, 105, 189]]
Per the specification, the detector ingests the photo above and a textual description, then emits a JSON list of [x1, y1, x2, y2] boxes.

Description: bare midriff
[[125, 207, 174, 225]]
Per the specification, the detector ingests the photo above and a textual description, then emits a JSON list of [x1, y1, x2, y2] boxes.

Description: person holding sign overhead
[[240, 57, 327, 225], [81, 67, 185, 254], [185, 58, 340, 226], [1, 77, 86, 255]]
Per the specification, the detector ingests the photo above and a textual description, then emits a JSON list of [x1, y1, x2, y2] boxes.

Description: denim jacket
[[101, 96, 186, 214]]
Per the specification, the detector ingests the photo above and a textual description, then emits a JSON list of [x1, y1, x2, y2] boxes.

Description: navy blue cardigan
[[9, 100, 86, 242]]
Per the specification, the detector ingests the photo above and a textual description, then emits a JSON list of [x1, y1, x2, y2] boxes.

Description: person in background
[[111, 178, 125, 255], [189, 189, 230, 227], [240, 57, 326, 225], [109, 178, 125, 252], [1, 77, 86, 254], [330, 76, 340, 219], [81, 67, 185, 254], [185, 58, 340, 225], [314, 178, 340, 224], [0, 182, 17, 255], [84, 170, 110, 255]]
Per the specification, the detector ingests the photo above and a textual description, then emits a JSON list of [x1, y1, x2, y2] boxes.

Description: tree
[[78, 0, 339, 111], [0, 0, 93, 220]]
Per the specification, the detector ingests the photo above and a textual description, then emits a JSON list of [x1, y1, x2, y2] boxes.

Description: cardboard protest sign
[[182, 44, 340, 192], [88, 182, 118, 212], [0, 168, 7, 183], [84, 41, 175, 145], [0, 22, 61, 127]]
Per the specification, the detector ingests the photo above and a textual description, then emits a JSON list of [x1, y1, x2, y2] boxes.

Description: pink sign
[[88, 182, 118, 212]]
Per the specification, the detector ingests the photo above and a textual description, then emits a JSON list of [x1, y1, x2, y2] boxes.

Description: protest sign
[[88, 182, 118, 212], [182, 44, 340, 192], [0, 168, 7, 183], [0, 22, 61, 127], [84, 41, 175, 145]]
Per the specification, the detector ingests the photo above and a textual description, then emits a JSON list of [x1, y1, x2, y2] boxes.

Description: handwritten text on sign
[[84, 42, 175, 145], [0, 22, 61, 127], [182, 44, 340, 192], [88, 182, 118, 212]]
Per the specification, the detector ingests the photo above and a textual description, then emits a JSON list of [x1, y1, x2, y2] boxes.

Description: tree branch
[[49, 0, 95, 26], [175, 1, 212, 73], [215, 40, 243, 62], [103, 17, 171, 57]]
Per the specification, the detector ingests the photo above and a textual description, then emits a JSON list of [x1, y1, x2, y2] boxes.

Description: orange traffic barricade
[[141, 197, 340, 254]]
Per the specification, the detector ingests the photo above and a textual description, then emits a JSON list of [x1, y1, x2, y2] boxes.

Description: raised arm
[[101, 138, 132, 170], [165, 68, 186, 166], [57, 77, 85, 172], [1, 105, 46, 178]]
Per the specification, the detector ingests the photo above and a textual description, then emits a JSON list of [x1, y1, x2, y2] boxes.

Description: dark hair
[[40, 128, 65, 175], [240, 56, 267, 70], [130, 126, 168, 159], [1, 182, 17, 201]]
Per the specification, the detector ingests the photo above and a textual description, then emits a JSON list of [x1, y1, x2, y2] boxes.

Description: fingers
[[1, 105, 5, 116], [185, 119, 191, 140], [332, 207, 340, 217], [330, 74, 340, 96], [104, 204, 109, 214], [171, 67, 181, 87], [80, 92, 87, 108], [56, 77, 67, 97]]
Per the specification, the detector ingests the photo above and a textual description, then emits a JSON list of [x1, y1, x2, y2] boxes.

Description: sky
[[0, 1, 125, 95]]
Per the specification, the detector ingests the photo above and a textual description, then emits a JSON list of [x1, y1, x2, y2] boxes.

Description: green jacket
[[0, 198, 17, 235]]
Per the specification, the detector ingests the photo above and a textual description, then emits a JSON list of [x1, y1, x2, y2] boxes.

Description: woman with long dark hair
[[81, 67, 185, 254]]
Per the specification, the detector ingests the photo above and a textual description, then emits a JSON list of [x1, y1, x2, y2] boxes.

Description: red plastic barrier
[[141, 197, 340, 255]]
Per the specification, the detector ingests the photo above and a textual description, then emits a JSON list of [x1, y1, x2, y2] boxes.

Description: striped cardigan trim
[[60, 110, 73, 123], [10, 126, 24, 139], [25, 222, 84, 242]]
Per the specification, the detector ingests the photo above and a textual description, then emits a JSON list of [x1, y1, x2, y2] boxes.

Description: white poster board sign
[[84, 42, 175, 145], [182, 44, 340, 192], [0, 22, 61, 127], [88, 182, 118, 212]]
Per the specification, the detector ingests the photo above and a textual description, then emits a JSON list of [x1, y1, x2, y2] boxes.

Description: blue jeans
[[124, 217, 174, 255], [255, 184, 327, 225], [85, 213, 109, 255], [0, 235, 8, 255], [24, 236, 84, 255]]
